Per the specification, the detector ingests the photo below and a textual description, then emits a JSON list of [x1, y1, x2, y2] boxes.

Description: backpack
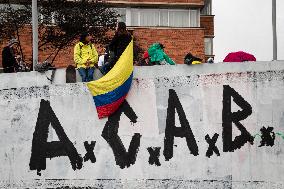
[[34, 60, 52, 73]]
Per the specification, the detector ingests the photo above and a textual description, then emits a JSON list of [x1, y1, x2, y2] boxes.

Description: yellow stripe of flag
[[87, 40, 133, 96]]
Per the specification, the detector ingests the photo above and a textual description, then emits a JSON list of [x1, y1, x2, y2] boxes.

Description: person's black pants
[[101, 51, 117, 75], [3, 67, 15, 73]]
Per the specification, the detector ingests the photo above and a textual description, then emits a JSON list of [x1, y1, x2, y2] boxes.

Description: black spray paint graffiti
[[147, 147, 161, 166], [29, 85, 280, 175], [83, 141, 96, 163], [205, 134, 220, 158], [163, 89, 199, 161], [259, 127, 276, 147], [29, 99, 83, 176], [222, 85, 254, 152], [101, 100, 142, 169]]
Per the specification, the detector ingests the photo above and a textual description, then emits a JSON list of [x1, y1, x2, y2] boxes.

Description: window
[[190, 9, 200, 27], [130, 8, 139, 26], [204, 38, 213, 55], [116, 8, 126, 23], [160, 9, 169, 26], [201, 0, 212, 15], [39, 12, 56, 25], [169, 10, 189, 27], [140, 9, 159, 26], [0, 4, 23, 9], [115, 8, 200, 28]]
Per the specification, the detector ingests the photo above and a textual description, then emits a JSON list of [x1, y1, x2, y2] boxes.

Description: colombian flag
[[87, 40, 133, 119]]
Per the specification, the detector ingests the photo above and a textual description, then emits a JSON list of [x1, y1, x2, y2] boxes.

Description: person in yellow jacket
[[74, 32, 98, 82]]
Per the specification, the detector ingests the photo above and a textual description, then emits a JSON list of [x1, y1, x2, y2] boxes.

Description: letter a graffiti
[[29, 100, 83, 176], [163, 89, 199, 161]]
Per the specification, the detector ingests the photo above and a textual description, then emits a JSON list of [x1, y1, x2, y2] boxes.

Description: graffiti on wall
[[29, 85, 281, 176]]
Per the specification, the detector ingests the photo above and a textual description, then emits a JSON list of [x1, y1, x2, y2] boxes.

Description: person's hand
[[86, 59, 91, 68], [145, 59, 149, 65]]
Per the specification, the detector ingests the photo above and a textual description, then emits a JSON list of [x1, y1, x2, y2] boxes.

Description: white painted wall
[[0, 62, 284, 188]]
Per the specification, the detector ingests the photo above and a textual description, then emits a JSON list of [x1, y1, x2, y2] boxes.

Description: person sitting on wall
[[137, 51, 152, 66], [101, 22, 132, 74], [2, 39, 20, 73], [184, 52, 202, 65], [148, 43, 176, 65], [74, 32, 98, 82], [98, 45, 110, 74], [207, 57, 214, 64]]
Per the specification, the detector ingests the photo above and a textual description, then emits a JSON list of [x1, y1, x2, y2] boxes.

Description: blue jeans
[[78, 67, 95, 82]]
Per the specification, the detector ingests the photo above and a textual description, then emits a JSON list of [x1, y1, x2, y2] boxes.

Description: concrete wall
[[0, 61, 284, 188]]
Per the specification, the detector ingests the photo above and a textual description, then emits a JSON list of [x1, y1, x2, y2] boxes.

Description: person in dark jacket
[[184, 53, 202, 65], [102, 22, 132, 74], [2, 39, 20, 73]]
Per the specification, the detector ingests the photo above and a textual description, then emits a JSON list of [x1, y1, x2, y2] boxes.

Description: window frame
[[168, 9, 190, 27], [121, 7, 200, 28]]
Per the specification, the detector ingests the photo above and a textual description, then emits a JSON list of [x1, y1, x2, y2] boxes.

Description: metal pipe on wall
[[272, 0, 277, 60], [32, 0, 38, 70]]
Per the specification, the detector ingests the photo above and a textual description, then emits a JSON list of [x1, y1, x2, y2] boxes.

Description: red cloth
[[96, 95, 127, 119], [223, 51, 256, 62], [143, 51, 149, 59]]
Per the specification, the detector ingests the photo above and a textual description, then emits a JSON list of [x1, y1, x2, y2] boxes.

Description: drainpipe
[[272, 0, 277, 60], [32, 0, 38, 70]]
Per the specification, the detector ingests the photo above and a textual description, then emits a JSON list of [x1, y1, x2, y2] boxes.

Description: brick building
[[0, 0, 214, 68]]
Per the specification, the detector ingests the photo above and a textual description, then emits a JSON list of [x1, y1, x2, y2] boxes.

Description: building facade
[[108, 0, 214, 63], [0, 0, 214, 68]]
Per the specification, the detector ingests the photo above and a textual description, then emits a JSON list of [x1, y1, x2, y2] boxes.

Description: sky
[[213, 0, 284, 62]]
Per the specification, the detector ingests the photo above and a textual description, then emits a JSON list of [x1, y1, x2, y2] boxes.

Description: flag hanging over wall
[[87, 40, 134, 119]]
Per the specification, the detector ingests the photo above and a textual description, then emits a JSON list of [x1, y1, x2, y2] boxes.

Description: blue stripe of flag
[[93, 72, 133, 107]]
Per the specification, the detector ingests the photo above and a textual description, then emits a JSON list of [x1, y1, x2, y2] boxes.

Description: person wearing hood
[[148, 43, 175, 65], [74, 32, 98, 82], [2, 39, 20, 73]]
